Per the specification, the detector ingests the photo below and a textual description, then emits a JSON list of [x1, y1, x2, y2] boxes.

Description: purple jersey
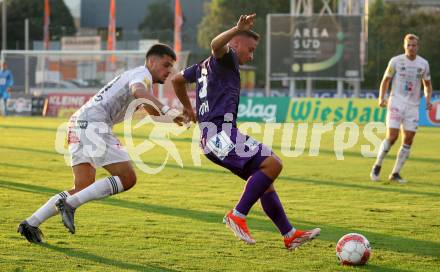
[[181, 47, 240, 127], [182, 48, 273, 180]]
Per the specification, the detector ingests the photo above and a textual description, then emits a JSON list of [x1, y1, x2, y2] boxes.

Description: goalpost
[[0, 49, 190, 99]]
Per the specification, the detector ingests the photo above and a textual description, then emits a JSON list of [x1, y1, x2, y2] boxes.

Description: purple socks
[[260, 191, 293, 235], [234, 171, 293, 236], [235, 171, 273, 216]]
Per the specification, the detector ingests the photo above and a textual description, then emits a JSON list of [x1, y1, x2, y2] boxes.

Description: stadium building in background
[[36, 0, 208, 56]]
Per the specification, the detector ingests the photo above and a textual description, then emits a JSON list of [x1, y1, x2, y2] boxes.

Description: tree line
[[1, 0, 438, 90], [198, 0, 439, 90]]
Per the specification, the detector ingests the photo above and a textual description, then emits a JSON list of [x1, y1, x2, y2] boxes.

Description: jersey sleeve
[[129, 70, 152, 92], [423, 61, 431, 81], [384, 58, 396, 78], [181, 64, 198, 83]]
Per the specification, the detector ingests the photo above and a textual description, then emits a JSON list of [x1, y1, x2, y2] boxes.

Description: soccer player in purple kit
[[172, 14, 320, 249]]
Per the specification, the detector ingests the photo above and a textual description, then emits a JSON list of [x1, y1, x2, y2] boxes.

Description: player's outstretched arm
[[210, 13, 256, 59], [132, 82, 163, 116], [172, 73, 196, 123], [131, 82, 185, 126]]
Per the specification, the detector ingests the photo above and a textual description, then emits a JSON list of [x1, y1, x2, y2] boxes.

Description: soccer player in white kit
[[370, 34, 432, 183], [18, 44, 185, 243]]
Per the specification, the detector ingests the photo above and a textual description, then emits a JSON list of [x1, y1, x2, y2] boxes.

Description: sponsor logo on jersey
[[77, 120, 88, 129]]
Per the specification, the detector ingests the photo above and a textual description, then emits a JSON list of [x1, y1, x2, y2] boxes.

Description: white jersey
[[73, 66, 153, 126], [384, 54, 430, 106]]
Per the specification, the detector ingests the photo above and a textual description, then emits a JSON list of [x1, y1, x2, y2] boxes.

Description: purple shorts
[[200, 127, 272, 180]]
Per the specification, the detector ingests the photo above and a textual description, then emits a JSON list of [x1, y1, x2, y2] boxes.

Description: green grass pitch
[[0, 116, 439, 271]]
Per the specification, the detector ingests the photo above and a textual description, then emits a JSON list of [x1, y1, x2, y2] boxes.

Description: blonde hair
[[404, 34, 419, 44]]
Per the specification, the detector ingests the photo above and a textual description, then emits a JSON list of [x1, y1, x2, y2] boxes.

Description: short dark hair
[[236, 30, 260, 42], [146, 43, 176, 61]]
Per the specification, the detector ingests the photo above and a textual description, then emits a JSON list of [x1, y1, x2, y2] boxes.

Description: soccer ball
[[336, 233, 371, 265]]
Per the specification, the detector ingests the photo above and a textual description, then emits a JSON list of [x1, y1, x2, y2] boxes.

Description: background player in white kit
[[370, 34, 432, 183], [18, 44, 185, 243]]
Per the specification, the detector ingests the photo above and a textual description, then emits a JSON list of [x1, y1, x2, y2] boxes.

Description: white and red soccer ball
[[336, 233, 371, 265]]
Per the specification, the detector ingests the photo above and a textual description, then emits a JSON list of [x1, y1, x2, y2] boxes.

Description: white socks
[[283, 228, 297, 238], [375, 139, 411, 174], [26, 191, 70, 227], [66, 176, 124, 209], [232, 209, 246, 219], [26, 177, 124, 227], [391, 144, 411, 174], [374, 139, 391, 166]]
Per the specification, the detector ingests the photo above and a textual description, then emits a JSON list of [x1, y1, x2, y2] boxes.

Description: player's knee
[[273, 156, 283, 176], [260, 156, 283, 180], [119, 171, 137, 191]]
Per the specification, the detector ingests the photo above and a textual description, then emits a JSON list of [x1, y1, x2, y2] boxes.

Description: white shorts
[[67, 118, 130, 168], [386, 99, 419, 131]]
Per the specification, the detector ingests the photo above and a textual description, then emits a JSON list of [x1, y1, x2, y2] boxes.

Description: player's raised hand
[[236, 14, 256, 31]]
